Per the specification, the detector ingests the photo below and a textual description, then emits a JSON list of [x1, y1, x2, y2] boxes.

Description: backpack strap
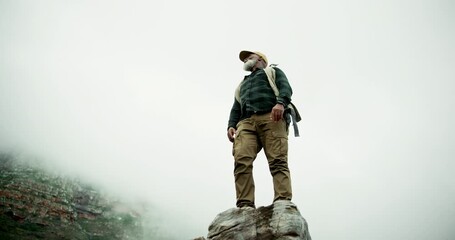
[[235, 84, 241, 103], [264, 66, 301, 136], [287, 102, 301, 137], [263, 67, 279, 97]]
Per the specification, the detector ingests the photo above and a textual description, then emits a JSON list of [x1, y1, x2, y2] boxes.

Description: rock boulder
[[203, 201, 311, 240]]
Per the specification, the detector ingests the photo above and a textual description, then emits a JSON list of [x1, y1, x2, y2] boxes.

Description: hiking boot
[[236, 200, 255, 209], [273, 199, 292, 205], [239, 205, 255, 210]]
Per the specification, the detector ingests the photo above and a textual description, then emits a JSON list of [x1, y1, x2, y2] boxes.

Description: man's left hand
[[271, 103, 285, 122]]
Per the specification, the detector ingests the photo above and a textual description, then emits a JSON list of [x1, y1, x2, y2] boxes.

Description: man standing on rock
[[227, 50, 293, 209]]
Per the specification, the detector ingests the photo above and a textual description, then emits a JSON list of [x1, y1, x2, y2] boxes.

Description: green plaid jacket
[[228, 67, 293, 129]]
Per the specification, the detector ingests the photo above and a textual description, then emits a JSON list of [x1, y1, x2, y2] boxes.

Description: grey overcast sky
[[1, 0, 454, 239]]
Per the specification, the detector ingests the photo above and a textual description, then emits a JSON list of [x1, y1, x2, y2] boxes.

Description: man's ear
[[258, 58, 266, 68]]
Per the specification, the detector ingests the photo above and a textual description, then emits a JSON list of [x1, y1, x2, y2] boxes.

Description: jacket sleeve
[[274, 67, 293, 107], [228, 98, 241, 130]]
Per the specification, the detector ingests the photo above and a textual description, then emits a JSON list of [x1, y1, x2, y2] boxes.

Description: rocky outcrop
[[198, 201, 311, 240], [0, 154, 156, 240]]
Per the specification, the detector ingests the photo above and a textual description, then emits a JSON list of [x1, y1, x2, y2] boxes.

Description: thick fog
[[1, 0, 454, 239]]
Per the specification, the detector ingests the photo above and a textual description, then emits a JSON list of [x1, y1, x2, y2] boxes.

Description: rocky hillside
[[0, 153, 164, 240]]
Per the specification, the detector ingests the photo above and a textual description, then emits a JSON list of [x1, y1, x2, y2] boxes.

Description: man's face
[[243, 54, 260, 71]]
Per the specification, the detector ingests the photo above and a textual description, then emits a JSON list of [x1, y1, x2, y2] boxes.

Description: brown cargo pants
[[233, 112, 292, 208]]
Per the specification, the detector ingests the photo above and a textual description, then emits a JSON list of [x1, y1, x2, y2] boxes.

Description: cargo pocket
[[232, 122, 244, 157], [270, 123, 288, 157], [232, 128, 242, 157]]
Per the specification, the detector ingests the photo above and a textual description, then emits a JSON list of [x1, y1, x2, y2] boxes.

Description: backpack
[[235, 66, 302, 137]]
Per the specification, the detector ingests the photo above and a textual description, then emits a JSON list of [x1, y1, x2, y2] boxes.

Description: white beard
[[243, 59, 257, 71]]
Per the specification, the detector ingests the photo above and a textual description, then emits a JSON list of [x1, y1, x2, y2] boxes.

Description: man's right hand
[[227, 127, 236, 142]]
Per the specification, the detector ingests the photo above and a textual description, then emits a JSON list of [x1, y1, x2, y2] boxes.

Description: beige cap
[[239, 50, 268, 66]]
